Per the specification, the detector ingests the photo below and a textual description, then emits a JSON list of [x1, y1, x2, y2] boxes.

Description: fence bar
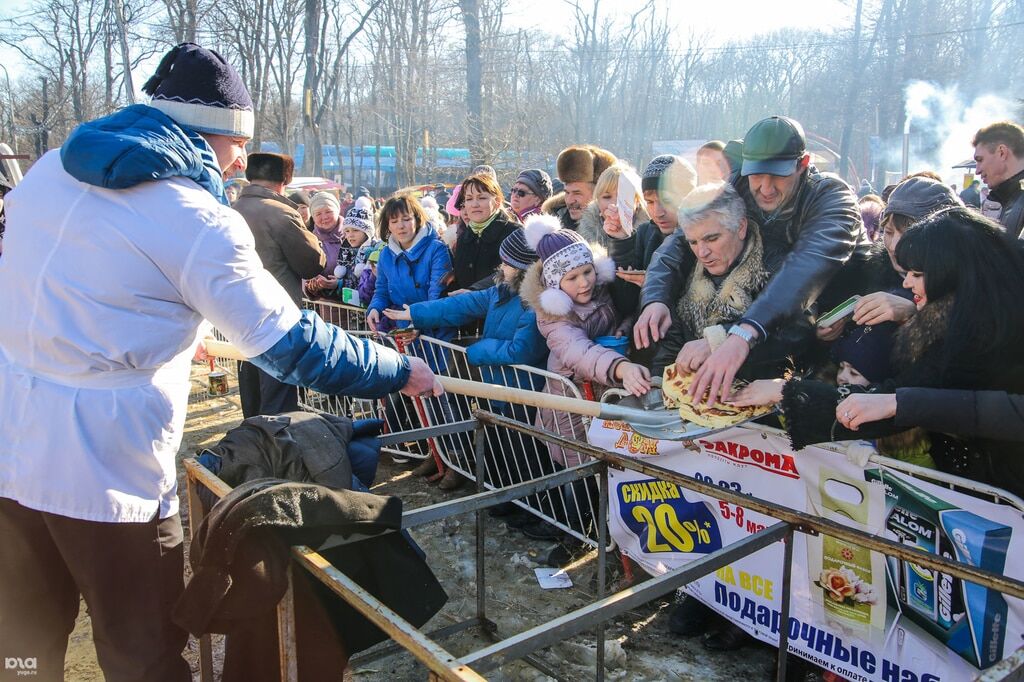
[[473, 427, 488, 626], [774, 526, 795, 682], [402, 462, 602, 529], [291, 545, 488, 682], [276, 565, 298, 682], [474, 410, 1024, 600], [378, 419, 478, 447], [462, 522, 791, 672], [596, 461, 609, 682]]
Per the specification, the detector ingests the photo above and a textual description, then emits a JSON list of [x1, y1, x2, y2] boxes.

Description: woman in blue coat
[[366, 194, 453, 342]]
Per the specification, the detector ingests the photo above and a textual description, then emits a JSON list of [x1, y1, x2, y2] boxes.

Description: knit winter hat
[[524, 214, 615, 315], [525, 215, 592, 287], [498, 228, 539, 270], [832, 322, 897, 385], [142, 43, 254, 138], [641, 154, 696, 206], [343, 206, 373, 235], [309, 192, 340, 215], [516, 169, 553, 201], [367, 245, 383, 264]]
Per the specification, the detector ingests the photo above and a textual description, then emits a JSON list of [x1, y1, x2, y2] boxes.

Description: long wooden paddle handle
[[203, 339, 248, 362], [437, 376, 602, 417], [201, 338, 603, 417]]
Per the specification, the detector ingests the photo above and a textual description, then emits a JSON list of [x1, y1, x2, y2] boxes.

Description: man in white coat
[[0, 43, 440, 681]]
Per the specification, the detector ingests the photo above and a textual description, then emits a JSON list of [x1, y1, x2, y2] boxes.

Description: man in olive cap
[[637, 115, 871, 406]]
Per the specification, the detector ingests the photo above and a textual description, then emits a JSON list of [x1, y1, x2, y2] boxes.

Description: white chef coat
[[0, 151, 300, 522]]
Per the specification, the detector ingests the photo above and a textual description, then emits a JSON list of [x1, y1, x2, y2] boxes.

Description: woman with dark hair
[[450, 173, 521, 293], [733, 208, 1024, 496]]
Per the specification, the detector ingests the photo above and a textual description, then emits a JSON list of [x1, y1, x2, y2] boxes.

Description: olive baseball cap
[[741, 116, 807, 177]]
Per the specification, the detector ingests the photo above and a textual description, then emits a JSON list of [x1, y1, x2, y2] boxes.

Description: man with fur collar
[[655, 182, 814, 377], [542, 144, 616, 231]]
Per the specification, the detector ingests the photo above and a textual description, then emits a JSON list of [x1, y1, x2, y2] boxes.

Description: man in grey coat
[[233, 152, 326, 417]]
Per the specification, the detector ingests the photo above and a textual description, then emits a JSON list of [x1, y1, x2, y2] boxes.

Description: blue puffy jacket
[[409, 285, 548, 391], [61, 104, 227, 203], [369, 227, 454, 341]]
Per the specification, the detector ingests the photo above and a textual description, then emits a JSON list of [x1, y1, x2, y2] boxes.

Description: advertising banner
[[589, 419, 1024, 682]]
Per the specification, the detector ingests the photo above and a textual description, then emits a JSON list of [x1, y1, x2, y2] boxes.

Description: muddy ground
[[64, 368, 775, 681]]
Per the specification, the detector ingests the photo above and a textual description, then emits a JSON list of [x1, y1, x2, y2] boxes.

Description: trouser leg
[[256, 366, 299, 415], [0, 498, 79, 682], [238, 360, 261, 418], [46, 512, 191, 682]]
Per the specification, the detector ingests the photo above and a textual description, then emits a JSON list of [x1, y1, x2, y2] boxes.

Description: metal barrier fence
[[296, 298, 608, 549], [183, 409, 1024, 682]]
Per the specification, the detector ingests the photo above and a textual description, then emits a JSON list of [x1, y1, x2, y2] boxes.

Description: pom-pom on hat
[[343, 207, 374, 235], [498, 228, 539, 270], [142, 43, 254, 138]]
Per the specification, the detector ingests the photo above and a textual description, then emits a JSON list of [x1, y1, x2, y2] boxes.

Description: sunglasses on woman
[[510, 188, 534, 198]]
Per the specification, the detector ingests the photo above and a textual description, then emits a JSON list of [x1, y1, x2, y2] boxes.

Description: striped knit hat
[[498, 229, 538, 270], [142, 43, 254, 138]]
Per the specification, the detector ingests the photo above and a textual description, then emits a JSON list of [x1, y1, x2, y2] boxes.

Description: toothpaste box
[[866, 470, 1011, 669]]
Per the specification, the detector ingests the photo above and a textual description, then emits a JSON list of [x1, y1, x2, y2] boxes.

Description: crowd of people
[[254, 114, 1024, 655], [2, 39, 1024, 679]]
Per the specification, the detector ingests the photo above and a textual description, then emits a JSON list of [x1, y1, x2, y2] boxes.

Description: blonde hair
[[594, 161, 642, 203]]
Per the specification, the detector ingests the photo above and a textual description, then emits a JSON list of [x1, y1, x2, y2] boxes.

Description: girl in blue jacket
[[367, 195, 464, 488], [384, 229, 552, 501]]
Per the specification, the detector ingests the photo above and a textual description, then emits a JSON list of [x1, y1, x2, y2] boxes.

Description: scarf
[[467, 211, 500, 236], [60, 104, 228, 205], [314, 220, 345, 275]]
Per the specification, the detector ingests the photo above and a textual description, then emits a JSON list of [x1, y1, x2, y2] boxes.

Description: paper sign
[[535, 567, 573, 589]]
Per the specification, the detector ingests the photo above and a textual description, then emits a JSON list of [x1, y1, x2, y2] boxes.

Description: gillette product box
[[866, 470, 1011, 669]]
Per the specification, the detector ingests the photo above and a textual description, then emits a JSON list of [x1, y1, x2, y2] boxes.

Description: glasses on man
[[510, 187, 534, 198]]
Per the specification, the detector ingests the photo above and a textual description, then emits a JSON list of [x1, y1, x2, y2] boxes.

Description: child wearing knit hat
[[521, 214, 651, 446], [384, 228, 547, 390], [382, 229, 549, 492], [519, 214, 651, 546]]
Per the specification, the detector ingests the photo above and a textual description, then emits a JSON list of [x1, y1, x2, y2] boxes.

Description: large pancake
[[661, 365, 772, 428]]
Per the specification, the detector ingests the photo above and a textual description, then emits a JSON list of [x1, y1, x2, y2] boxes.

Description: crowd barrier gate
[[296, 298, 607, 549]]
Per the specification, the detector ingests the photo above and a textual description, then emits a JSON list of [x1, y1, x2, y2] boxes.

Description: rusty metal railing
[[183, 409, 1024, 681]]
